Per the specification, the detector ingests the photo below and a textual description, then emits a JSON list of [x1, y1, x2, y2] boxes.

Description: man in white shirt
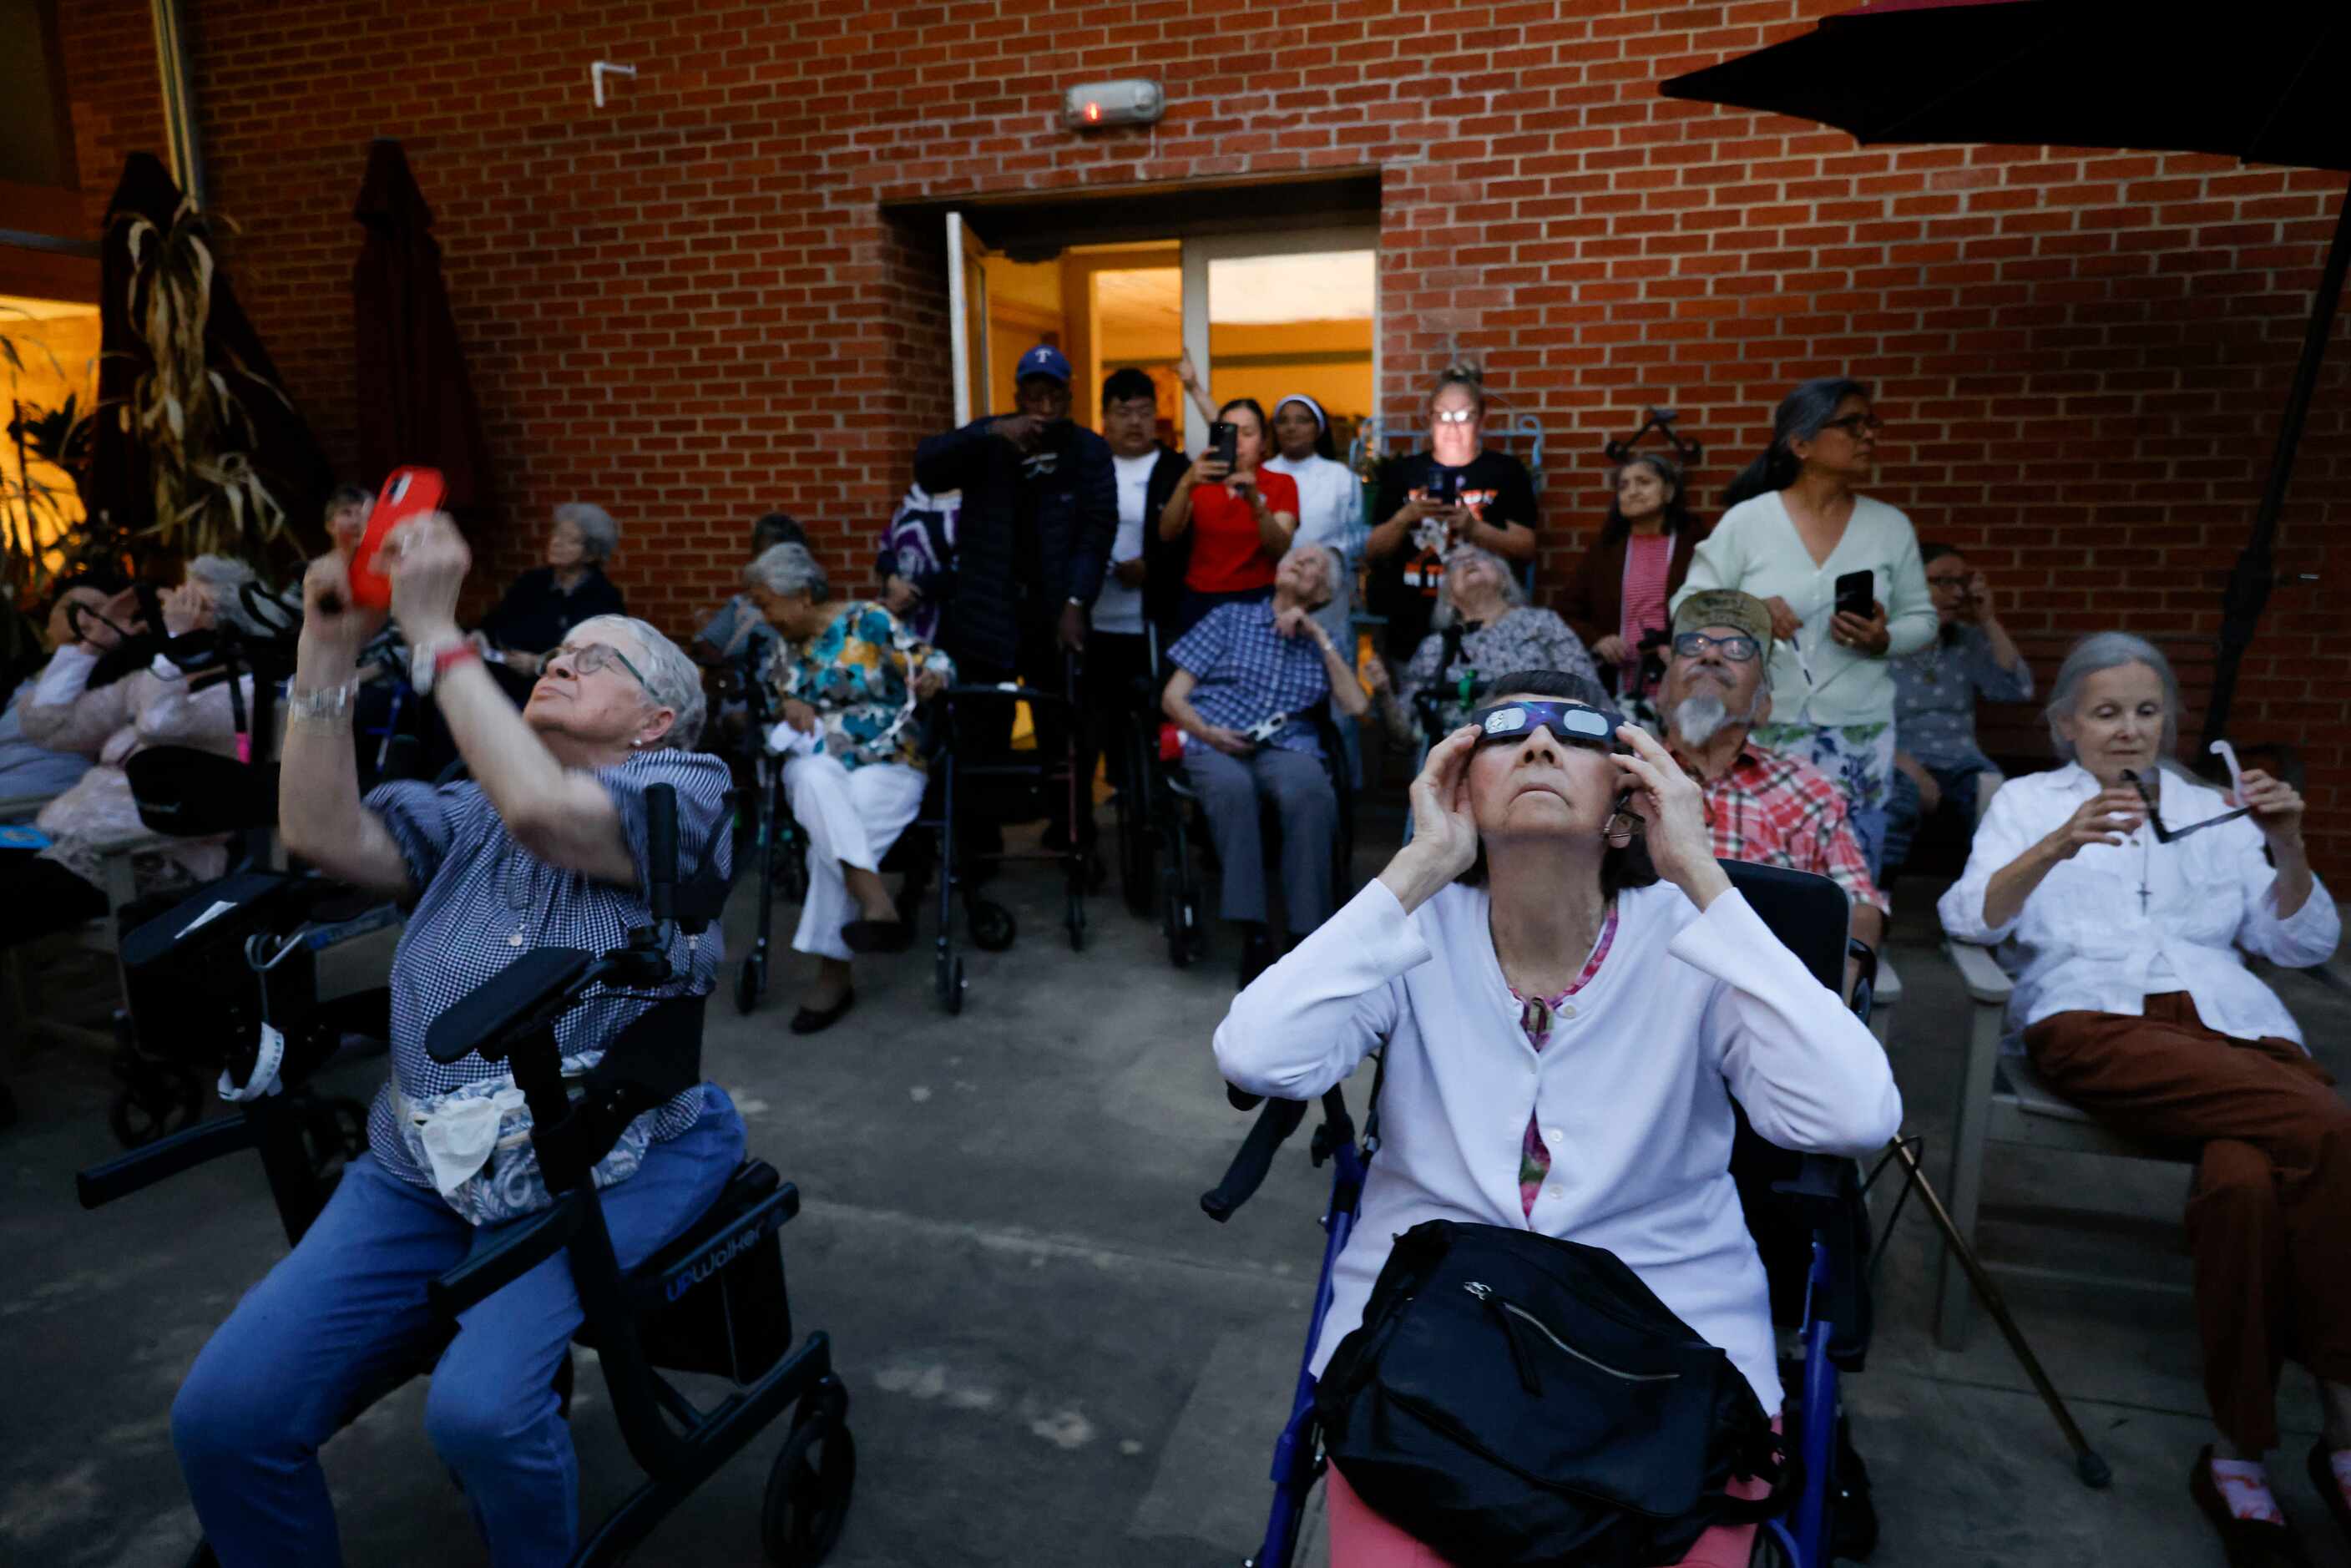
[[1082, 369, 1189, 818]]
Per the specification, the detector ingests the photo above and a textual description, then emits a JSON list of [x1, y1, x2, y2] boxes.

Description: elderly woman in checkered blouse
[[169, 513, 747, 1567]]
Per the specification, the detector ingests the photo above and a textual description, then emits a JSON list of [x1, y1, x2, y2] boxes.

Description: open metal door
[[946, 211, 992, 427], [1180, 227, 1380, 456]]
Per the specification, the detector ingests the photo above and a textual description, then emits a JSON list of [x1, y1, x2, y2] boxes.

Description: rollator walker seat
[[78, 783, 858, 1567]]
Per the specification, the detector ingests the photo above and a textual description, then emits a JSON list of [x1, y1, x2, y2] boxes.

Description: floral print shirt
[[1514, 901, 1620, 1219], [769, 599, 953, 772]]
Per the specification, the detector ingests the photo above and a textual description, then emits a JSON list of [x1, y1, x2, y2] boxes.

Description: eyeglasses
[[2120, 768, 2251, 844], [1432, 408, 1479, 426], [1468, 700, 1625, 751], [1925, 574, 1970, 590], [549, 640, 649, 690], [1818, 414, 1883, 438], [1671, 630, 1762, 663]]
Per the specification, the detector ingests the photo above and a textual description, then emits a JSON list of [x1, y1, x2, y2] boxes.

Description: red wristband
[[434, 642, 483, 679]]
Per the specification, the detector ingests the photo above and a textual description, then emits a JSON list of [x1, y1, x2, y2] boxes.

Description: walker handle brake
[[1200, 1095, 1310, 1223]]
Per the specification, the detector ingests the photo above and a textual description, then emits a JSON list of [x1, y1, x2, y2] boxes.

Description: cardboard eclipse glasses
[[1469, 700, 1629, 751]]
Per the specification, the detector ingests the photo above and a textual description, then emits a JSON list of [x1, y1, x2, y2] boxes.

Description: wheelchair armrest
[[428, 1191, 584, 1318], [1944, 938, 2014, 1006], [1200, 1094, 1311, 1223], [77, 1112, 260, 1210]]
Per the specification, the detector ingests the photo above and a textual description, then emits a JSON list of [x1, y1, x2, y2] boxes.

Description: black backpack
[[1314, 1218, 1787, 1567]]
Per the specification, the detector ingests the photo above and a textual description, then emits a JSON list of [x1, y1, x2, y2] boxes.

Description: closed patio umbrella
[[351, 139, 494, 528], [1664, 0, 2351, 747]]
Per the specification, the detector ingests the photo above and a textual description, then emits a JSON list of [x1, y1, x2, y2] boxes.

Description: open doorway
[[936, 176, 1378, 446]]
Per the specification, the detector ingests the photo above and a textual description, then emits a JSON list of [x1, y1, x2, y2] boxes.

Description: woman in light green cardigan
[[1673, 377, 1934, 877]]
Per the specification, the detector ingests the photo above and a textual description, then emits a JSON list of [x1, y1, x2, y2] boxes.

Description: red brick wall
[[55, 0, 2351, 874]]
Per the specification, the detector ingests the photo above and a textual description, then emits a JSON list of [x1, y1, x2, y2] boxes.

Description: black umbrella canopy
[[351, 139, 495, 527], [1665, 0, 2351, 171], [1663, 0, 2351, 750]]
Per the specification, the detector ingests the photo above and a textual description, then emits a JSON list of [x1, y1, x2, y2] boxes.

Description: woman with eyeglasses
[[1363, 366, 1540, 664], [1673, 378, 1934, 878], [746, 542, 952, 1034], [1216, 668, 1899, 1566], [1362, 544, 1598, 746], [1939, 632, 2345, 1564], [173, 514, 750, 1565]]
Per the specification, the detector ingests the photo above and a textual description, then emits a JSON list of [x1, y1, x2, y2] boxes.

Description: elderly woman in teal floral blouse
[[748, 542, 952, 1034]]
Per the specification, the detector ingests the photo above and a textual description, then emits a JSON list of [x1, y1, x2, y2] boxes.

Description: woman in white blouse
[[1673, 378, 1934, 879], [1938, 633, 2345, 1562], [1215, 668, 1901, 1566]]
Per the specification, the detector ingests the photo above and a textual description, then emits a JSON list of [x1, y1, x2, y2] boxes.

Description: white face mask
[[413, 1086, 529, 1198]]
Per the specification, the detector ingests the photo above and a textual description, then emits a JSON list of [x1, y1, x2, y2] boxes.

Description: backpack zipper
[[1463, 1282, 1682, 1384]]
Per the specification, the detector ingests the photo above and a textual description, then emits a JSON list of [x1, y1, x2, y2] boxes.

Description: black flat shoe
[[842, 918, 912, 953], [788, 990, 857, 1034], [2309, 1441, 2351, 1550], [2191, 1447, 2311, 1568]]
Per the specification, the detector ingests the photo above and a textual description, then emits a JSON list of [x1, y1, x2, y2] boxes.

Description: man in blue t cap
[[915, 342, 1116, 852]]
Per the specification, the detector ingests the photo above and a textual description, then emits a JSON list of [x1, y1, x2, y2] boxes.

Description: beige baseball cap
[[1671, 589, 1773, 650]]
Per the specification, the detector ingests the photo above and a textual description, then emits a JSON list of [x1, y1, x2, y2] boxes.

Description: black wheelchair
[[1113, 645, 1354, 976], [75, 785, 857, 1565]]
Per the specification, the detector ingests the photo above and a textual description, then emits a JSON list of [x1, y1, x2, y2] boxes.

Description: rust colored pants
[[2025, 993, 2351, 1453]]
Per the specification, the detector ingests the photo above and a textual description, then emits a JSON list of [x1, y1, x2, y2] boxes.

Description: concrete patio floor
[[3, 797, 2347, 1567]]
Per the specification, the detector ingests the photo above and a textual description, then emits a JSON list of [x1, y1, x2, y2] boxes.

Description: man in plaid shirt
[[1653, 590, 1888, 988]]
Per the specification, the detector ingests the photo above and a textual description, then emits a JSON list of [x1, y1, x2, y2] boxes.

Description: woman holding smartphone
[[1672, 377, 1934, 877], [1159, 397, 1299, 636]]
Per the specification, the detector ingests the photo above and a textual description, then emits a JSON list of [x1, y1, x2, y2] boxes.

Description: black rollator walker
[[722, 636, 809, 1016], [75, 785, 858, 1566]]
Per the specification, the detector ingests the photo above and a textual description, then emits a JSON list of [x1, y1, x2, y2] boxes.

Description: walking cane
[[1882, 1137, 2113, 1489]]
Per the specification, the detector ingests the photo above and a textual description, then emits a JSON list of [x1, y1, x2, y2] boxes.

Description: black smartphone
[[1833, 569, 1873, 620], [1424, 469, 1460, 506], [1207, 421, 1238, 471]]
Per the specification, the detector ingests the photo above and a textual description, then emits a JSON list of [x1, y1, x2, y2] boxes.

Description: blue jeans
[[172, 1089, 746, 1567], [1882, 761, 1986, 874]]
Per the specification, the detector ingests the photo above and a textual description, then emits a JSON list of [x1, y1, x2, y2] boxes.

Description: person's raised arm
[[1160, 453, 1222, 541], [279, 557, 417, 900], [913, 417, 1000, 495], [1880, 529, 1937, 659], [388, 516, 642, 888]]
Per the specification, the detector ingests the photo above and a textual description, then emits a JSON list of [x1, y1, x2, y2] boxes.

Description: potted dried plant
[[112, 199, 294, 564]]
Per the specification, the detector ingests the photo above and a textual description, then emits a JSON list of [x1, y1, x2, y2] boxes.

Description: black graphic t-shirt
[[1369, 449, 1540, 655]]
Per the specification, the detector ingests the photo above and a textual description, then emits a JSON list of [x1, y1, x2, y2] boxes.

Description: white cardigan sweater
[[1213, 878, 1903, 1413]]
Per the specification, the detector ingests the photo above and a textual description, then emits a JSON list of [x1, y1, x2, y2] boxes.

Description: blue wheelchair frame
[[1202, 861, 1884, 1568]]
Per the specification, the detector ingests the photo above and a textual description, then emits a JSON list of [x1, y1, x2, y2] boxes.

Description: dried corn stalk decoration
[[113, 199, 292, 559]]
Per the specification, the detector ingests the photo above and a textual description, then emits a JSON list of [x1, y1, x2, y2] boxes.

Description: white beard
[[1672, 693, 1732, 748]]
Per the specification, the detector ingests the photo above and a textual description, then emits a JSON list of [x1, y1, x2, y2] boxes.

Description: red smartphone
[[347, 467, 447, 610]]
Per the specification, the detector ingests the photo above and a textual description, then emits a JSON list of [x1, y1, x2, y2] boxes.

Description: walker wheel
[[735, 954, 764, 1016], [761, 1405, 856, 1565], [969, 900, 1015, 953]]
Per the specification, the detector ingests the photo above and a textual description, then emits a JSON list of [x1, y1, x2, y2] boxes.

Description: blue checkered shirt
[[1169, 601, 1332, 759], [361, 749, 731, 1206]]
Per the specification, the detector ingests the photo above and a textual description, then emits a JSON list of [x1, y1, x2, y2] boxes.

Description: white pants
[[783, 753, 928, 961]]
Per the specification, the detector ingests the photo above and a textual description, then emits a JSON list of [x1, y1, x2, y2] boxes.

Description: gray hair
[[1282, 541, 1342, 610], [1430, 545, 1527, 629], [554, 502, 619, 564], [184, 554, 275, 635], [746, 542, 828, 603], [572, 613, 706, 751], [2045, 631, 2177, 764]]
